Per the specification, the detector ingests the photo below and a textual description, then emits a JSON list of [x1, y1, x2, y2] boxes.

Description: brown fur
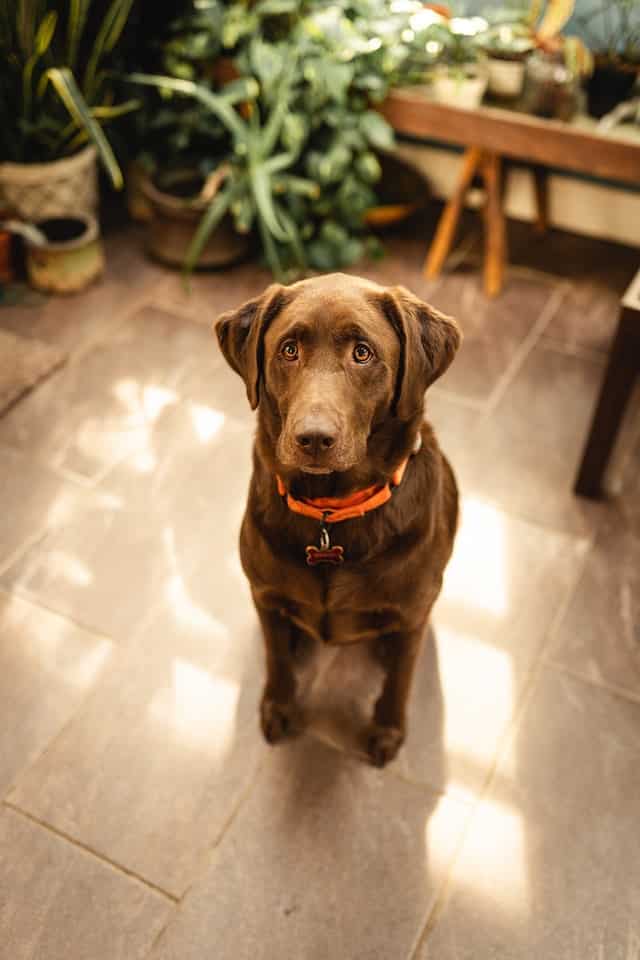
[[215, 273, 461, 766]]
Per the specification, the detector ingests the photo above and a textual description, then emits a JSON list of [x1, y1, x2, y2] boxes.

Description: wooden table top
[[380, 89, 640, 186]]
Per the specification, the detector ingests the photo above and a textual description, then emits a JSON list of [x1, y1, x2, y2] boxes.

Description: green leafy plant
[[130, 65, 319, 278], [127, 0, 428, 277], [0, 0, 138, 186]]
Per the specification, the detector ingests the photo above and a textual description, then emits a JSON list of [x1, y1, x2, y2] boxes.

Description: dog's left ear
[[214, 284, 290, 410], [375, 285, 462, 420]]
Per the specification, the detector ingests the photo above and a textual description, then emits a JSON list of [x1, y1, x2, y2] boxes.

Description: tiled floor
[[1, 218, 639, 959]]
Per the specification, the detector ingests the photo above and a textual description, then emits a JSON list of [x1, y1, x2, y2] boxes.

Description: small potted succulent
[[427, 20, 489, 109], [478, 22, 536, 99]]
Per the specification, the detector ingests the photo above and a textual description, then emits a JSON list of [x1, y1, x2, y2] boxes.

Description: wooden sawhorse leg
[[423, 146, 507, 298]]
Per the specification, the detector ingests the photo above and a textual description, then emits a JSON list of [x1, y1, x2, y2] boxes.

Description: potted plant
[[575, 0, 640, 118], [427, 20, 489, 109], [128, 68, 306, 276], [0, 0, 138, 223], [126, 0, 413, 278], [478, 22, 536, 99]]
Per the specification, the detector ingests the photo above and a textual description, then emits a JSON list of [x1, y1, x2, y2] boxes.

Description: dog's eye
[[353, 342, 373, 364], [281, 340, 299, 361]]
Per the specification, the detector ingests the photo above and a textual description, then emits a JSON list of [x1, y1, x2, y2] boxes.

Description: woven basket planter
[[0, 146, 98, 222]]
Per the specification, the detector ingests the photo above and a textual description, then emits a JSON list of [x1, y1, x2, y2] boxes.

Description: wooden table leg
[[532, 164, 548, 235], [574, 308, 638, 499], [423, 146, 483, 279], [482, 152, 506, 298]]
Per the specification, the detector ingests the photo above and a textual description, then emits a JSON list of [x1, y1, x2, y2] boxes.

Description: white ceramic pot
[[487, 57, 526, 99], [431, 68, 488, 110]]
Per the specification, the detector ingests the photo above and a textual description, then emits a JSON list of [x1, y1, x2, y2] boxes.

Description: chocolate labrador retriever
[[215, 273, 461, 766]]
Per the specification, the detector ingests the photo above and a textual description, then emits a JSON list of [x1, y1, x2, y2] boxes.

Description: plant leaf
[[44, 67, 124, 188], [91, 98, 141, 120], [537, 0, 576, 40], [84, 0, 136, 99], [184, 180, 236, 274], [127, 72, 248, 142], [67, 0, 91, 68]]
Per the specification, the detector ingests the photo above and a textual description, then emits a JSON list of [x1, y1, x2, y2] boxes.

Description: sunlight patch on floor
[[438, 626, 515, 789], [189, 404, 225, 444], [441, 497, 508, 617], [149, 657, 239, 754], [456, 797, 530, 917]]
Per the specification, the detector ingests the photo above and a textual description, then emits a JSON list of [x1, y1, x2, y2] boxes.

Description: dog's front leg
[[255, 605, 303, 744], [366, 628, 423, 767]]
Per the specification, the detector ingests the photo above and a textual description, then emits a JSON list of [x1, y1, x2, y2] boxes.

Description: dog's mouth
[[300, 464, 333, 475]]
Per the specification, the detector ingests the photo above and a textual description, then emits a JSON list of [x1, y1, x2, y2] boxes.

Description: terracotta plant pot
[[26, 215, 104, 294], [139, 170, 250, 270]]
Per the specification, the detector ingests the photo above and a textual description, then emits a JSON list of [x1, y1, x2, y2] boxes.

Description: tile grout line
[[0, 581, 121, 642], [408, 522, 596, 960], [538, 333, 610, 364], [481, 281, 572, 419], [541, 658, 640, 709], [3, 801, 179, 904], [0, 528, 50, 581], [141, 753, 269, 959]]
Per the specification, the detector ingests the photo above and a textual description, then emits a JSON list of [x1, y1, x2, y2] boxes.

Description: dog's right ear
[[214, 284, 290, 410]]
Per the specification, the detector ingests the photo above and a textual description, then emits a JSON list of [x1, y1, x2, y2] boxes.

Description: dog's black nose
[[295, 428, 336, 456]]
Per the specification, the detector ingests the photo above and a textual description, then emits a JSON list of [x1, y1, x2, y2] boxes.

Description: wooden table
[[380, 90, 640, 296]]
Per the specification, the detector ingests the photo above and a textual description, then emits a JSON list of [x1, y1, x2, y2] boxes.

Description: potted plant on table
[[425, 19, 489, 109], [478, 21, 536, 99]]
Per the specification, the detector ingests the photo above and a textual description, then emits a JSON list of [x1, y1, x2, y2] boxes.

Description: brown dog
[[215, 273, 461, 766]]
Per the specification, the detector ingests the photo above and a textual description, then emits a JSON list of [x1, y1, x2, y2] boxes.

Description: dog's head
[[215, 273, 460, 475]]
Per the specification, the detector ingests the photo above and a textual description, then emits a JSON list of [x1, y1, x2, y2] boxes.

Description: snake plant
[[0, 0, 138, 187]]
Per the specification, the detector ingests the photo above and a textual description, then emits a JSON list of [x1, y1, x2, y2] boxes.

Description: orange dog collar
[[276, 459, 408, 525]]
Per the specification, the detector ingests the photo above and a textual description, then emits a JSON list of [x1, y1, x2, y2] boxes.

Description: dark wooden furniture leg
[[574, 285, 640, 498]]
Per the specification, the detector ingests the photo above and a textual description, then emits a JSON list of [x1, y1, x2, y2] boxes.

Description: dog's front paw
[[365, 723, 405, 767], [260, 696, 302, 744]]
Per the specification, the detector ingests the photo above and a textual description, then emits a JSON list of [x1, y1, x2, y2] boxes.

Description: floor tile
[[466, 343, 610, 536], [7, 579, 264, 896], [507, 222, 638, 292], [0, 591, 113, 797], [0, 226, 167, 356], [1, 491, 170, 638], [303, 498, 588, 799], [0, 445, 82, 569], [541, 280, 622, 354], [0, 306, 218, 481], [149, 737, 471, 960], [547, 491, 640, 698], [418, 668, 640, 959], [426, 272, 558, 406], [1, 395, 253, 638], [0, 807, 172, 960]]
